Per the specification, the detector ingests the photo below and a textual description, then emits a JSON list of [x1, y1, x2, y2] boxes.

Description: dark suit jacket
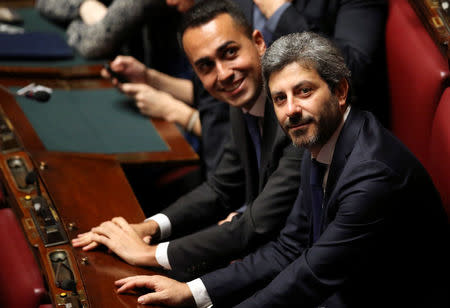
[[193, 76, 230, 179], [161, 99, 304, 278], [202, 108, 450, 307], [233, 0, 389, 126]]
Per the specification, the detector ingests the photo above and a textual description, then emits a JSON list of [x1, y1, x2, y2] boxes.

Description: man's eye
[[198, 62, 213, 73], [225, 48, 238, 57], [273, 95, 286, 104], [295, 87, 312, 96]]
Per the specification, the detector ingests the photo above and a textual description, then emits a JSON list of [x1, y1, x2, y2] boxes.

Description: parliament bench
[[386, 0, 450, 218]]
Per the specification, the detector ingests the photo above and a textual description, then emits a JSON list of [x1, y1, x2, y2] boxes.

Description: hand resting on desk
[[72, 216, 161, 267], [115, 275, 195, 307]]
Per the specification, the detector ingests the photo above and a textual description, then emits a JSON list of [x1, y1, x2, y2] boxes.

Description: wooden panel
[[409, 0, 450, 59]]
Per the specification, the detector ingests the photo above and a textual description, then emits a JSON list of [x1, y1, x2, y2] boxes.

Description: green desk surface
[[14, 88, 169, 154], [0, 8, 103, 67]]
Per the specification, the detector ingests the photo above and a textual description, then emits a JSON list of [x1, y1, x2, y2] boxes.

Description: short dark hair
[[262, 32, 352, 104], [179, 0, 252, 41]]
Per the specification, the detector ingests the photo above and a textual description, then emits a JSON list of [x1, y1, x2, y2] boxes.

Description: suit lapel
[[258, 99, 279, 188], [232, 107, 260, 199], [324, 108, 365, 203]]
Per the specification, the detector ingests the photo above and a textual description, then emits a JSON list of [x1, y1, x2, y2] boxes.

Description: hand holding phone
[[104, 63, 128, 83]]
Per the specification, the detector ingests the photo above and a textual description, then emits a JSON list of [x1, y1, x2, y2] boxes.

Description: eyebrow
[[270, 81, 309, 96], [193, 40, 236, 67]]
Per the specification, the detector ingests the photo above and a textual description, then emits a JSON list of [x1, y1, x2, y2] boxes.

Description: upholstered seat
[[0, 208, 48, 308], [386, 0, 449, 165]]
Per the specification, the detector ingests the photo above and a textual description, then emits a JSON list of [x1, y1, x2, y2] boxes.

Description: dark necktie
[[244, 113, 262, 168], [310, 159, 327, 243]]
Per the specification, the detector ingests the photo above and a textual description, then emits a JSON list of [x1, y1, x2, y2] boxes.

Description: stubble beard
[[287, 96, 342, 149]]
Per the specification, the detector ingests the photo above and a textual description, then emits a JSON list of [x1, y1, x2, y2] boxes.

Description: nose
[[216, 62, 233, 83], [286, 96, 301, 117]]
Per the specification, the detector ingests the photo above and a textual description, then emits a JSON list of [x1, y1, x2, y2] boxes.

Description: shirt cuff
[[145, 213, 171, 239], [155, 242, 172, 270], [266, 2, 292, 33], [187, 278, 213, 308]]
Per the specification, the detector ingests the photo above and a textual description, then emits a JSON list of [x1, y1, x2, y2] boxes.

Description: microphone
[[17, 83, 52, 102], [26, 89, 51, 102], [0, 83, 52, 102], [25, 170, 42, 197]]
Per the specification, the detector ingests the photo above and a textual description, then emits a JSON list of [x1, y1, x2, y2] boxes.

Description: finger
[[111, 217, 134, 234], [110, 55, 128, 71], [72, 237, 93, 247], [115, 275, 152, 288], [136, 101, 145, 110], [119, 83, 142, 96], [117, 276, 154, 293], [143, 235, 151, 244], [88, 232, 112, 248], [76, 231, 91, 238], [82, 241, 99, 251], [96, 221, 121, 235], [137, 292, 166, 305], [100, 68, 111, 79], [72, 233, 94, 247]]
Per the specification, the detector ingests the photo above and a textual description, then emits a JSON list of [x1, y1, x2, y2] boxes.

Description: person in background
[[35, 0, 194, 73], [232, 0, 390, 127]]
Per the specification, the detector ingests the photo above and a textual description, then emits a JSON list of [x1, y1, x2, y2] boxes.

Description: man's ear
[[252, 29, 266, 56], [334, 78, 349, 108]]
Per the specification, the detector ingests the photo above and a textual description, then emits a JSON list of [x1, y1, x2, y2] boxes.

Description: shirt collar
[[315, 106, 351, 165]]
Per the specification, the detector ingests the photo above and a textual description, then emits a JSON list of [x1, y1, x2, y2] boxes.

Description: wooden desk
[[0, 80, 197, 307], [0, 79, 198, 164]]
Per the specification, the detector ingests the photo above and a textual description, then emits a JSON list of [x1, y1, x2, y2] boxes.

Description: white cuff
[[145, 213, 171, 239], [155, 242, 172, 270], [186, 278, 213, 308]]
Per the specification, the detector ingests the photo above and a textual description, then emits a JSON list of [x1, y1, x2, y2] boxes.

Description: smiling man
[[114, 32, 449, 308], [73, 0, 303, 280]]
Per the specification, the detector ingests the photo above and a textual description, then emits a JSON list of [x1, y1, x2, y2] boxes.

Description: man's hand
[[116, 275, 196, 307], [119, 83, 176, 119], [120, 83, 198, 131], [217, 212, 239, 225], [253, 0, 292, 19], [72, 217, 160, 267], [101, 56, 148, 85]]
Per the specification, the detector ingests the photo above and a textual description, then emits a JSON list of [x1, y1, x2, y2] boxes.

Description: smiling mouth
[[221, 78, 245, 96]]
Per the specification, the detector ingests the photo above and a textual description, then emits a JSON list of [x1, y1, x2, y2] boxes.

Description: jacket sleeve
[[65, 0, 151, 58], [35, 0, 83, 24], [220, 161, 406, 308], [166, 143, 303, 276], [161, 126, 247, 239]]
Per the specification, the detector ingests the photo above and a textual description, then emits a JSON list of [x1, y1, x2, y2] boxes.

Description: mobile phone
[[104, 63, 128, 83]]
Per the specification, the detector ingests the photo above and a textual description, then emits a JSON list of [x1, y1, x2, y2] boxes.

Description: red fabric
[[428, 88, 450, 219], [386, 0, 449, 165], [0, 208, 47, 308]]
